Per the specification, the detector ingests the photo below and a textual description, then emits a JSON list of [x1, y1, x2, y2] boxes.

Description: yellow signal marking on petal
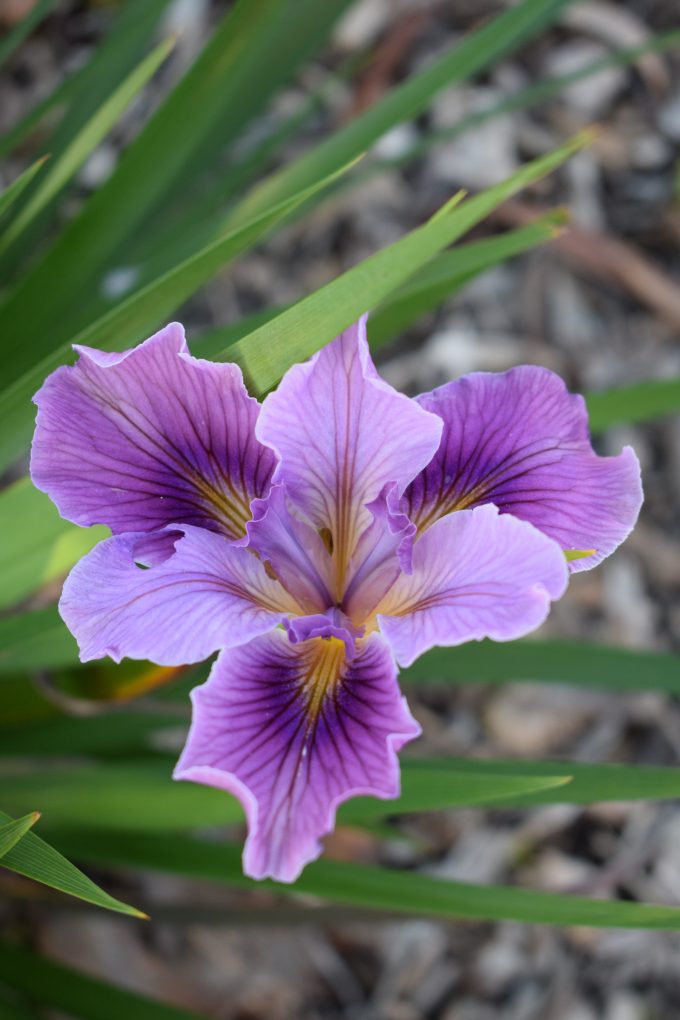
[[191, 471, 252, 538], [89, 379, 253, 539], [360, 614, 381, 637], [413, 483, 488, 534], [301, 636, 346, 723], [564, 548, 597, 562]]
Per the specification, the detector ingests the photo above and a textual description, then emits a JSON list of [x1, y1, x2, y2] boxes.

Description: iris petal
[[247, 485, 334, 614], [343, 483, 416, 625], [174, 631, 419, 882], [377, 503, 568, 667], [31, 322, 275, 539], [256, 316, 442, 594], [406, 366, 642, 570], [60, 524, 297, 665]]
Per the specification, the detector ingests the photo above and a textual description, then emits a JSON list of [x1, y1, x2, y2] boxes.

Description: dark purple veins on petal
[[30, 323, 276, 539], [174, 630, 420, 883], [404, 366, 642, 570]]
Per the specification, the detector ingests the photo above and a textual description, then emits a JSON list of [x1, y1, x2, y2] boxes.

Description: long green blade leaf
[[0, 0, 349, 372], [0, 161, 352, 471], [0, 0, 173, 159], [141, 0, 352, 231], [0, 712, 183, 759], [7, 756, 680, 831], [124, 74, 343, 286], [400, 638, 680, 694], [0, 478, 106, 612], [0, 0, 57, 69], [229, 132, 591, 394], [141, 30, 680, 292], [0, 36, 175, 254], [0, 809, 144, 917], [0, 996, 39, 1019], [401, 758, 680, 809], [344, 770, 571, 821], [227, 0, 573, 229], [0, 764, 242, 831], [0, 158, 48, 222], [0, 761, 569, 831], [373, 29, 680, 177], [0, 944, 204, 1020], [368, 211, 565, 349], [55, 832, 680, 930], [0, 72, 78, 161], [37, 0, 174, 162], [153, 215, 563, 360], [588, 377, 680, 432], [0, 813, 39, 858], [0, 606, 77, 673]]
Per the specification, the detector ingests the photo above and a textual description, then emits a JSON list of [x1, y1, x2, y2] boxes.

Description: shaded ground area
[[1, 0, 679, 1017]]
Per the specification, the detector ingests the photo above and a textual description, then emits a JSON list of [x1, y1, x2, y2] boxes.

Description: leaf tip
[[548, 206, 571, 236], [572, 125, 600, 150], [564, 548, 597, 562], [430, 190, 466, 223]]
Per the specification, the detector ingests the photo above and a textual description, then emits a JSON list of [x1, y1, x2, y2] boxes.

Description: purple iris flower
[[30, 317, 642, 882]]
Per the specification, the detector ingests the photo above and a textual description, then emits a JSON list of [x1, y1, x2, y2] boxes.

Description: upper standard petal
[[60, 524, 297, 665], [405, 366, 643, 571], [31, 322, 276, 540], [256, 317, 442, 595], [377, 503, 568, 667], [174, 631, 419, 882]]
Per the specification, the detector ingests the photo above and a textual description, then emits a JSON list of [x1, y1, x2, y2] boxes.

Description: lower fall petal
[[60, 525, 297, 665], [377, 503, 568, 667], [174, 631, 420, 882]]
